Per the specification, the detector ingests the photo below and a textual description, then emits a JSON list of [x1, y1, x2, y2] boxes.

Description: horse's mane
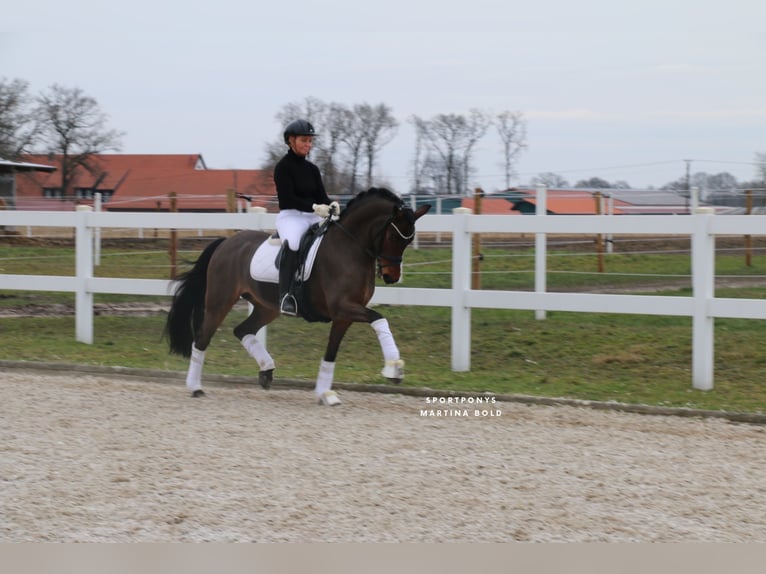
[[341, 187, 404, 217]]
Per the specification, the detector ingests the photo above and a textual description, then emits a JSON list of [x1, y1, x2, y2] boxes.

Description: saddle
[[250, 220, 333, 323], [274, 220, 325, 275]]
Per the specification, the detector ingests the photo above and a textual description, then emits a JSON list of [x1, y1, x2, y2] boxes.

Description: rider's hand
[[312, 203, 331, 218], [329, 201, 340, 220]]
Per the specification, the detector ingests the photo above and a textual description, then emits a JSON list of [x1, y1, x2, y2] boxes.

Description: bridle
[[333, 206, 416, 279]]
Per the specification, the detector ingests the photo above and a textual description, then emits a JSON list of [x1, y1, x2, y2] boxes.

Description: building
[[14, 154, 276, 212], [0, 157, 57, 209], [464, 188, 701, 215]]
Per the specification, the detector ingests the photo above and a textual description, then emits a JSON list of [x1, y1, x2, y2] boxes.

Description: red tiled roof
[[512, 190, 633, 215], [461, 197, 519, 214], [15, 154, 276, 211]]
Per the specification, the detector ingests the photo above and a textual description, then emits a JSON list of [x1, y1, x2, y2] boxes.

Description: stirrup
[[280, 293, 298, 316], [317, 390, 341, 406]]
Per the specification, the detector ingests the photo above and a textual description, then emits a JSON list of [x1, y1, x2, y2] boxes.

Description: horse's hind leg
[[186, 295, 239, 397], [234, 302, 280, 389], [314, 319, 352, 406]]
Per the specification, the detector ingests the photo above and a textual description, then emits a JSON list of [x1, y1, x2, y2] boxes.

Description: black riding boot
[[278, 248, 299, 316]]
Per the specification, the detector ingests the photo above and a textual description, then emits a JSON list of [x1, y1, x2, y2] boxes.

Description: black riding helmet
[[283, 119, 317, 144]]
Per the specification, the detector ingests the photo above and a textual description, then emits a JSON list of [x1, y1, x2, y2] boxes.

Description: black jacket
[[274, 149, 330, 211]]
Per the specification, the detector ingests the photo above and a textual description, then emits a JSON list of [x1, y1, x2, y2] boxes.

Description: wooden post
[[169, 192, 178, 279], [155, 200, 161, 238], [745, 189, 753, 267], [594, 192, 605, 273], [226, 188, 237, 236], [472, 187, 483, 289]]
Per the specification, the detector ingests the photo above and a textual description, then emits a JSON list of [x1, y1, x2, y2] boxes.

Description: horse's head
[[339, 187, 431, 283], [375, 194, 431, 284], [349, 187, 431, 284]]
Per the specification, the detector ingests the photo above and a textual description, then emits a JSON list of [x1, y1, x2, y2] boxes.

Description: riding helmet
[[283, 119, 317, 144]]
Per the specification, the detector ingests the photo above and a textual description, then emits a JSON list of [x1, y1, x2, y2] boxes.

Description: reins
[[330, 204, 416, 278]]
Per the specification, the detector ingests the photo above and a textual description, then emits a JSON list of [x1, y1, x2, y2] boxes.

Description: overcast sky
[[3, 0, 765, 190]]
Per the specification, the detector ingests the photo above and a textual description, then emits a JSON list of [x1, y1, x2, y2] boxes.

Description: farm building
[[458, 188, 714, 215], [13, 154, 276, 212], [0, 157, 57, 209]]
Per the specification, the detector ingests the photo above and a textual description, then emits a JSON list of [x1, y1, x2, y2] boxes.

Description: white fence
[[2, 203, 766, 391]]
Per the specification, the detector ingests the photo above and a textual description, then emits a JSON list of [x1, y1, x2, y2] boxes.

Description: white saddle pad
[[250, 235, 324, 284]]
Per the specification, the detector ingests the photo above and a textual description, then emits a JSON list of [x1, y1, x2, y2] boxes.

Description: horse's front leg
[[234, 302, 279, 390], [368, 310, 405, 384], [315, 319, 352, 406]]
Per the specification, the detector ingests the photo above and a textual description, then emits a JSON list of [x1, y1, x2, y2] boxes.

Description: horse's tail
[[164, 237, 226, 357]]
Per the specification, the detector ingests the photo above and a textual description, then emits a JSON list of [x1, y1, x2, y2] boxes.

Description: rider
[[274, 119, 338, 316]]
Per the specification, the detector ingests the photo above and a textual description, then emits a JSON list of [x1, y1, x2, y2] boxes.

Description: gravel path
[[1, 370, 765, 542]]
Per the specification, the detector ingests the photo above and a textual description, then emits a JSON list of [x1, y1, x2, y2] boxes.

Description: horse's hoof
[[381, 359, 404, 383], [191, 389, 205, 398], [258, 369, 273, 390], [317, 390, 341, 406]]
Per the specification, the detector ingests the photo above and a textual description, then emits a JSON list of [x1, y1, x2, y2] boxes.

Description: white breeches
[[276, 209, 323, 251]]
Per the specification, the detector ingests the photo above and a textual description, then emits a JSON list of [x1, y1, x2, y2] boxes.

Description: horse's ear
[[414, 204, 431, 220]]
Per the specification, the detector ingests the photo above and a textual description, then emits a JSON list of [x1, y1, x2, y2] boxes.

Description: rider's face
[[290, 135, 313, 157]]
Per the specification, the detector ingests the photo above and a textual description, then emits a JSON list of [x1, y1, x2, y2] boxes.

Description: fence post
[[690, 186, 700, 213], [606, 194, 614, 254], [594, 191, 605, 272], [692, 207, 715, 390], [94, 192, 102, 266], [745, 189, 753, 267], [75, 205, 94, 344], [168, 192, 178, 279], [451, 207, 472, 371], [535, 184, 547, 320], [435, 197, 442, 244], [472, 188, 483, 289]]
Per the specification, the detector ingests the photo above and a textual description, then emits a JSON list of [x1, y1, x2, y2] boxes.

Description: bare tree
[[356, 103, 398, 188], [496, 110, 527, 189], [340, 107, 366, 194], [574, 177, 614, 189], [35, 84, 123, 196], [460, 109, 492, 192], [530, 172, 569, 188], [318, 102, 353, 194], [755, 152, 766, 186], [411, 112, 489, 195], [0, 78, 40, 159]]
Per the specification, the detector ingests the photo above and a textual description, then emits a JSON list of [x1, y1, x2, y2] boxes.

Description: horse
[[163, 187, 431, 405]]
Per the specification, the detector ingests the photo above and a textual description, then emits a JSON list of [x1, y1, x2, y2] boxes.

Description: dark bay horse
[[164, 187, 430, 405]]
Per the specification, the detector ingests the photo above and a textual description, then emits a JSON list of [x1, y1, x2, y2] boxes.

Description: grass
[[1, 238, 765, 414]]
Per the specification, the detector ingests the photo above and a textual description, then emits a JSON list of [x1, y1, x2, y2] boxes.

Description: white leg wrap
[[371, 318, 400, 361], [314, 360, 335, 397], [240, 334, 275, 371], [185, 344, 205, 392]]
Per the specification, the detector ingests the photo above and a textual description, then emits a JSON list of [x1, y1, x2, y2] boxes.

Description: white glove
[[312, 203, 330, 218], [329, 201, 340, 220]]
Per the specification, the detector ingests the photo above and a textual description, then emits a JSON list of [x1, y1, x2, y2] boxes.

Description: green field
[[1, 237, 765, 414]]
